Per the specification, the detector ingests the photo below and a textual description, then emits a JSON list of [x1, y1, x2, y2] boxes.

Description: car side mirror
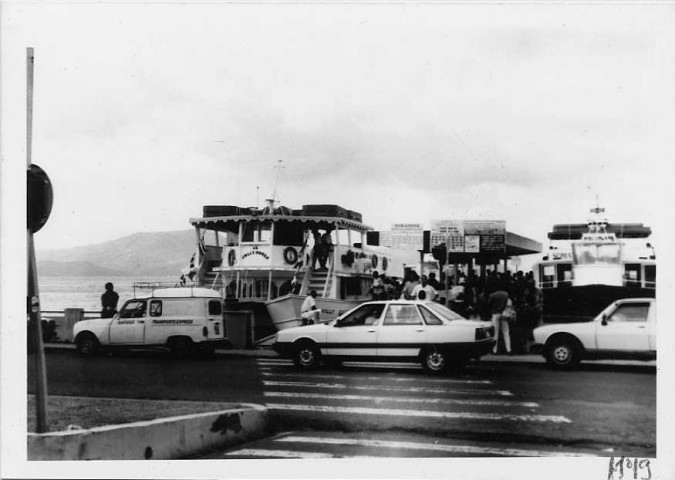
[[601, 313, 608, 326]]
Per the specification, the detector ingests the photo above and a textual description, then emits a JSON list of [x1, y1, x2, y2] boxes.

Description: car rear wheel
[[421, 348, 447, 373], [545, 338, 581, 369], [293, 341, 321, 369], [76, 333, 99, 357]]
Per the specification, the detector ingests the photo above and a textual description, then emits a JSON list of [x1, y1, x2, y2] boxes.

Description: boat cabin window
[[624, 263, 642, 288], [572, 243, 621, 265], [242, 221, 271, 243], [645, 265, 656, 288], [272, 221, 304, 246]]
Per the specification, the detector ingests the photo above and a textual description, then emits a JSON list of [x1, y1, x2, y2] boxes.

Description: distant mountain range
[[36, 230, 197, 276]]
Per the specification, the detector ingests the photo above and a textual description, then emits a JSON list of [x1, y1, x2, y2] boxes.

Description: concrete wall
[[28, 404, 268, 460]]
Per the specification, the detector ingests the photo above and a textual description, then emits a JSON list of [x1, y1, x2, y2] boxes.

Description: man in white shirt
[[411, 275, 438, 301], [301, 290, 321, 324]]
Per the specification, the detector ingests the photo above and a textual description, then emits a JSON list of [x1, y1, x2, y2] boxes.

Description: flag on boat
[[179, 253, 198, 285], [198, 235, 207, 256]]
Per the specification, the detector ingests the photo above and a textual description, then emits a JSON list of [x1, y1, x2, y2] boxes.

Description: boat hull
[[265, 294, 364, 330]]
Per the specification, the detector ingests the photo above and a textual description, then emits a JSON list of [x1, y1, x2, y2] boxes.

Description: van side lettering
[[151, 319, 194, 325]]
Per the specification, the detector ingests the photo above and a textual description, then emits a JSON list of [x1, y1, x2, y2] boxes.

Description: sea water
[[38, 275, 180, 313]]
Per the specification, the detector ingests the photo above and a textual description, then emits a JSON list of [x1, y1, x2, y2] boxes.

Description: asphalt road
[[28, 351, 656, 458]]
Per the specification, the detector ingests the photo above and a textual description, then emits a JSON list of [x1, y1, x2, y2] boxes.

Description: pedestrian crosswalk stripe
[[265, 403, 571, 423], [263, 380, 513, 396], [260, 371, 492, 384], [277, 436, 593, 457], [264, 391, 539, 407], [222, 449, 377, 459]]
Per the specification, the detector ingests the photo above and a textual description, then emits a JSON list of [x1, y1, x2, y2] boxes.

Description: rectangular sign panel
[[432, 220, 506, 254], [380, 223, 424, 250]]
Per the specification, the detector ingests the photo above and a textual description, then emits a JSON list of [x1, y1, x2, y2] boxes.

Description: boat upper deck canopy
[[190, 214, 373, 233], [190, 204, 372, 233], [548, 223, 651, 240]]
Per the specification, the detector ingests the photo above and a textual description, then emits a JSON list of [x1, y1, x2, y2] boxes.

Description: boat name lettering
[[242, 250, 270, 260], [152, 319, 194, 325], [581, 234, 617, 242]]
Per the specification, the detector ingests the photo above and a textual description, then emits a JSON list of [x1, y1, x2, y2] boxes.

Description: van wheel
[[76, 333, 99, 357], [169, 338, 191, 359], [293, 341, 321, 369]]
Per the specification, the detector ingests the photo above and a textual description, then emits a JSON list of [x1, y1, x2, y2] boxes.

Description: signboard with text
[[431, 220, 506, 255], [380, 223, 424, 250]]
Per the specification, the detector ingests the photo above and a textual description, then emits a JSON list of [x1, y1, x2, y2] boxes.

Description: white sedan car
[[532, 298, 656, 369], [273, 300, 495, 373]]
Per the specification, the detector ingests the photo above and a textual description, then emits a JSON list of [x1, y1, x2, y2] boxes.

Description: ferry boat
[[185, 200, 393, 340], [533, 206, 655, 322]]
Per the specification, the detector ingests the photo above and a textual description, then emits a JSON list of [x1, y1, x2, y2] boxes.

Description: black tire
[[76, 333, 99, 357], [421, 348, 447, 374], [168, 337, 191, 359], [545, 337, 582, 369], [292, 341, 321, 369]]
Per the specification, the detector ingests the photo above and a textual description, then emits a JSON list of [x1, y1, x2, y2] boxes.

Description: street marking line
[[265, 403, 571, 423], [263, 391, 539, 408], [260, 371, 492, 385], [222, 449, 378, 459], [277, 436, 594, 457], [263, 380, 513, 396]]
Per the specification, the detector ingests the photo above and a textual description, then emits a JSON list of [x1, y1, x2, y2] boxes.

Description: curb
[[28, 404, 268, 460]]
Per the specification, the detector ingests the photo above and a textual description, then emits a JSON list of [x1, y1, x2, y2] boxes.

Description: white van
[[73, 287, 224, 357]]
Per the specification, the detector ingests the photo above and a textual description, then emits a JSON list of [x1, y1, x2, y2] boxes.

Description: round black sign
[[27, 164, 53, 233]]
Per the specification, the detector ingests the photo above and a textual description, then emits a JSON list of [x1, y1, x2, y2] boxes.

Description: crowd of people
[[366, 268, 544, 355]]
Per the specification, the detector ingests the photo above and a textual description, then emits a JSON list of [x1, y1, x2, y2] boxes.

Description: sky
[[2, 1, 674, 253], [2, 2, 675, 478]]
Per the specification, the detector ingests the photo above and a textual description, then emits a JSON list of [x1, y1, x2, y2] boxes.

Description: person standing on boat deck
[[301, 290, 320, 325], [311, 229, 323, 270], [488, 283, 511, 355], [320, 230, 333, 270], [101, 282, 119, 319]]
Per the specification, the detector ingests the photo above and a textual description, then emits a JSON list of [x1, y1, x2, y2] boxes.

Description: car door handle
[[416, 329, 425, 332], [367, 329, 376, 333], [137, 320, 144, 324]]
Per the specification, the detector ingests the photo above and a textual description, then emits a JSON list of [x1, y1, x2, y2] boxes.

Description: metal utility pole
[[27, 47, 50, 433]]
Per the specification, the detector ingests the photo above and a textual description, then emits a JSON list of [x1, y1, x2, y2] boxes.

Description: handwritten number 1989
[[608, 457, 651, 480]]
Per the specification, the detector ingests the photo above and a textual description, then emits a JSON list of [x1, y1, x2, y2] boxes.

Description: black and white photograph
[[1, 1, 674, 479]]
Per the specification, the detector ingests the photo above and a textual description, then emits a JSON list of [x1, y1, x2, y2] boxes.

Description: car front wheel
[[76, 333, 99, 357], [545, 338, 581, 369], [293, 341, 321, 369]]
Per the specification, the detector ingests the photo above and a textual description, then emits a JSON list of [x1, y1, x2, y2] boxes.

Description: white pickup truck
[[532, 298, 656, 368], [73, 287, 224, 357]]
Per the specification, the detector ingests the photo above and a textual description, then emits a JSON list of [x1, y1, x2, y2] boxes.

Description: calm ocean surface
[[38, 275, 181, 312]]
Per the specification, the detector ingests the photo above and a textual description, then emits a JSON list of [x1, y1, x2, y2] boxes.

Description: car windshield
[[423, 302, 465, 321]]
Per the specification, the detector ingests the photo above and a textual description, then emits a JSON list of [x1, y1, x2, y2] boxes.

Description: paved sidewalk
[[44, 343, 655, 368]]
